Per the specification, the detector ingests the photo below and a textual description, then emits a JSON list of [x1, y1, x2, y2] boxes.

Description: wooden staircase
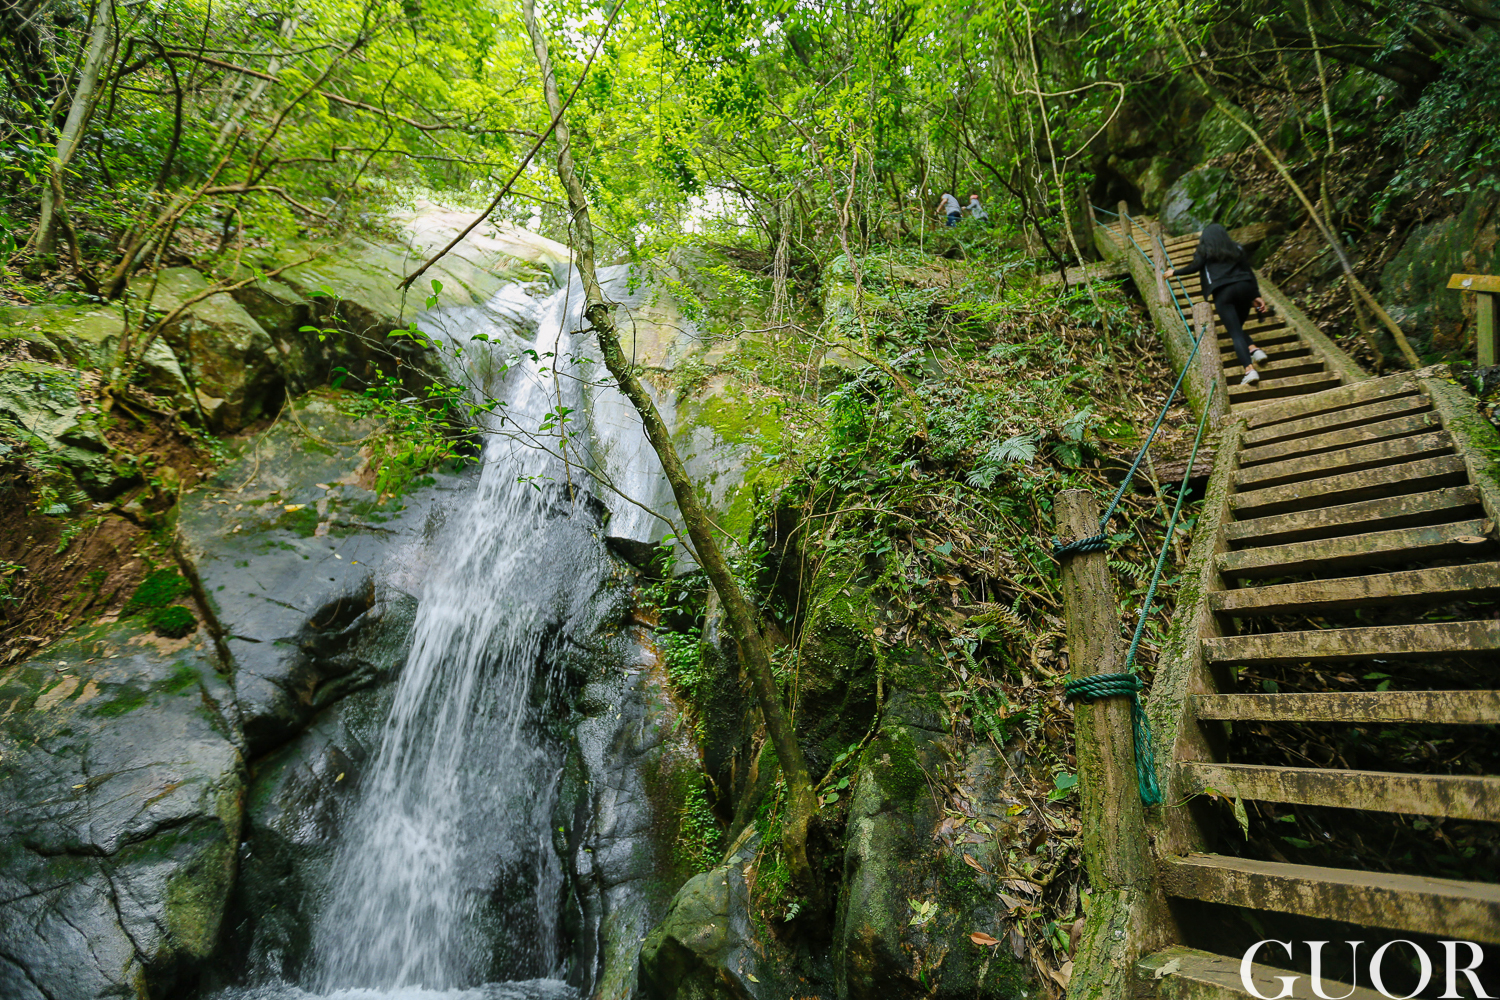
[[1075, 212, 1500, 998], [1157, 229, 1342, 411]]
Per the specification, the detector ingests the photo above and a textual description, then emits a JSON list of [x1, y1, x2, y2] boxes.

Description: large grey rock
[[209, 680, 396, 988], [146, 267, 282, 429], [560, 623, 701, 1000], [0, 621, 243, 999], [176, 389, 468, 754], [636, 855, 765, 1000], [1379, 188, 1500, 361], [1160, 167, 1239, 236], [834, 693, 1030, 1000]]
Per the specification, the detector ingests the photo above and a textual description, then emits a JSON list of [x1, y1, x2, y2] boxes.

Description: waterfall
[[309, 278, 600, 993], [215, 264, 682, 1000]]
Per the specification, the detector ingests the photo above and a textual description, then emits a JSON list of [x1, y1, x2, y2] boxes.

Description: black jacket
[[1175, 244, 1260, 300]]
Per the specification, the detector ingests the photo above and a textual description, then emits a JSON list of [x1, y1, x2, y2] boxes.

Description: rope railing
[[1050, 268, 1212, 560], [1063, 378, 1219, 807], [1100, 204, 1198, 330]]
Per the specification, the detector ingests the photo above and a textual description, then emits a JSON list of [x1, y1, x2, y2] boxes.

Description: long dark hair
[[1198, 223, 1243, 262]]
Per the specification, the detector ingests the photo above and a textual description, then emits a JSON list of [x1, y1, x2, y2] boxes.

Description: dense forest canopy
[[0, 0, 1495, 292]]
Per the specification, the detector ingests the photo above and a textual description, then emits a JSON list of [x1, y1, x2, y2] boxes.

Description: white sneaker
[[1250, 348, 1269, 364], [1241, 369, 1261, 386]]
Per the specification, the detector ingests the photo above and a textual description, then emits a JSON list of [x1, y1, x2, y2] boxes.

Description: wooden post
[[1446, 273, 1500, 367], [1194, 301, 1230, 429], [1150, 222, 1168, 306], [1119, 201, 1131, 243], [1483, 294, 1498, 368], [1057, 489, 1155, 997]]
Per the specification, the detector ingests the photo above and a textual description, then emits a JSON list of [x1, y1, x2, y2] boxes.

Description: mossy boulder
[[144, 266, 283, 429], [1160, 167, 1238, 236], [835, 693, 1031, 1000], [637, 854, 769, 1000], [0, 621, 243, 1000], [1379, 188, 1500, 361]]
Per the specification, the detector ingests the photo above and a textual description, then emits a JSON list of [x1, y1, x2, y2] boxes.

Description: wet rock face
[[835, 694, 1030, 1000], [0, 622, 243, 1000], [176, 390, 465, 754], [556, 621, 697, 1000], [209, 681, 395, 989]]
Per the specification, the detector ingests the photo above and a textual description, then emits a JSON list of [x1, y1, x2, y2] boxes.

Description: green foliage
[[674, 780, 724, 875], [122, 569, 191, 616], [122, 568, 195, 635], [147, 605, 197, 639]]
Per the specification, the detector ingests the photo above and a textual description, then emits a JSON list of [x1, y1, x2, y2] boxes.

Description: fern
[[968, 601, 1031, 640], [986, 433, 1039, 465], [1109, 559, 1149, 582]]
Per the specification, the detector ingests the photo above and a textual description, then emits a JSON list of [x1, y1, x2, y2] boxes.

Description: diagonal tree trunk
[[522, 0, 820, 895], [34, 0, 115, 255]]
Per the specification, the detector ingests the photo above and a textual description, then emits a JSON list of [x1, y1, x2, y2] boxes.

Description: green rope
[[1061, 378, 1218, 809], [1064, 672, 1162, 806], [1053, 207, 1211, 563]]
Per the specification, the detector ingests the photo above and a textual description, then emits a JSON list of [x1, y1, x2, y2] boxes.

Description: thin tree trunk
[[35, 0, 114, 255], [521, 0, 820, 893]]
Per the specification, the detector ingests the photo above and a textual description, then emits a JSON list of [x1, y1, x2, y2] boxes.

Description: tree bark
[[1056, 489, 1159, 998], [521, 0, 820, 894], [35, 0, 115, 255]]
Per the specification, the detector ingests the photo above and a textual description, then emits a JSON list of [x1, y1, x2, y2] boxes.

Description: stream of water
[[225, 268, 672, 999]]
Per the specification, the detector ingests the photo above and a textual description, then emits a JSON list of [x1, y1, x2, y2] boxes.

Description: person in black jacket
[[1165, 223, 1270, 386]]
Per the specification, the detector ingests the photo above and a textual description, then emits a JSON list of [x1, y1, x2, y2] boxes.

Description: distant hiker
[[1165, 222, 1270, 386], [966, 193, 988, 222], [937, 192, 962, 227]]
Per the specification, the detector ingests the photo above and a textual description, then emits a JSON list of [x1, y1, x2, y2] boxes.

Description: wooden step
[[1229, 373, 1342, 406], [1180, 762, 1500, 821], [1135, 947, 1383, 1000], [1224, 485, 1484, 547], [1220, 343, 1312, 365], [1203, 620, 1500, 665], [1224, 359, 1329, 382], [1216, 519, 1492, 580], [1191, 690, 1500, 724], [1209, 562, 1500, 618], [1219, 326, 1297, 348], [1230, 454, 1470, 519], [1159, 854, 1500, 942], [1234, 431, 1454, 491], [1238, 409, 1443, 467], [1241, 392, 1432, 450], [1244, 374, 1422, 431]]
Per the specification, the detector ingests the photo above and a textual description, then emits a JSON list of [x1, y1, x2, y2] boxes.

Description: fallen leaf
[[315, 483, 330, 490], [1453, 535, 1487, 544], [335, 772, 345, 782], [1069, 917, 1085, 955], [284, 504, 305, 512], [962, 854, 988, 875], [1153, 958, 1182, 979], [969, 932, 1000, 947], [1049, 961, 1072, 988], [998, 892, 1023, 910], [744, 973, 759, 983], [1002, 879, 1040, 896]]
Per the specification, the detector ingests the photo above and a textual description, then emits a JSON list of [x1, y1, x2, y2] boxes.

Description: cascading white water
[[310, 279, 600, 993], [216, 264, 682, 1000]]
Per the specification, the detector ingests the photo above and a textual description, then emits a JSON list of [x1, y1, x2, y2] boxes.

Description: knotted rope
[[1063, 673, 1163, 806], [1056, 375, 1218, 808]]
